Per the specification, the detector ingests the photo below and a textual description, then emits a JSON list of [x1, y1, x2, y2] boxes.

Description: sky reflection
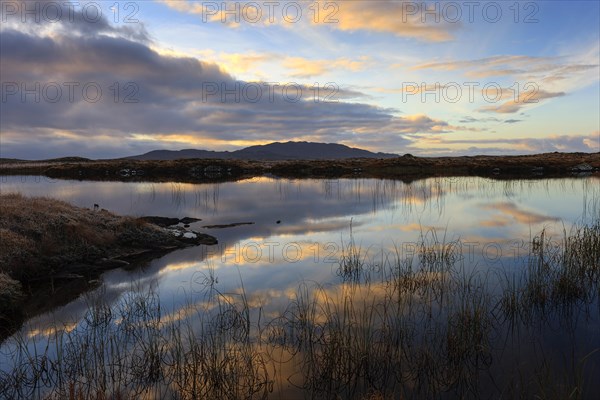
[[0, 175, 597, 343]]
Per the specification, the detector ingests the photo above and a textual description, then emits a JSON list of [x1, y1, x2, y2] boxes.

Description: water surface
[[1, 175, 598, 398]]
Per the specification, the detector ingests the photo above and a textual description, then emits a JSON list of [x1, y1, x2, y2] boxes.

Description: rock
[[168, 228, 183, 238], [179, 217, 202, 224], [171, 228, 218, 245], [194, 233, 218, 245], [572, 163, 593, 172], [202, 222, 255, 229], [184, 224, 190, 228], [139, 216, 180, 227]]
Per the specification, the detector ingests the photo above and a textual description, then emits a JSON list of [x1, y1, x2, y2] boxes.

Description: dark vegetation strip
[[1, 152, 598, 183]]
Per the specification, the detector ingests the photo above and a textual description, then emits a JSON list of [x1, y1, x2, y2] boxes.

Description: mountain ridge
[[125, 141, 398, 161]]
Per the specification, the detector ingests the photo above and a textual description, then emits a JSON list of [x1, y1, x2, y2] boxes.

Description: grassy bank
[[1, 222, 598, 399], [1, 152, 598, 183], [0, 194, 216, 337]]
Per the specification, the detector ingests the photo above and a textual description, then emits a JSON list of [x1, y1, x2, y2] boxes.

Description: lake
[[1, 175, 599, 399]]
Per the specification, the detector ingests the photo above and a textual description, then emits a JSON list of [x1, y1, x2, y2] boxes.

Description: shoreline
[[0, 194, 217, 342], [1, 152, 598, 183]]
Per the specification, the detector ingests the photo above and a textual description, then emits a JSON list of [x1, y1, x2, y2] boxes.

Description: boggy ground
[[0, 193, 217, 341], [1, 152, 598, 183]]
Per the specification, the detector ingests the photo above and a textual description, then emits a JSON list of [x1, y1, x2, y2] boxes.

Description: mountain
[[126, 149, 234, 161], [126, 141, 397, 160]]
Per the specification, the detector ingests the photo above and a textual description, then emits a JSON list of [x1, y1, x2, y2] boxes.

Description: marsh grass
[[1, 222, 598, 399], [0, 193, 182, 282]]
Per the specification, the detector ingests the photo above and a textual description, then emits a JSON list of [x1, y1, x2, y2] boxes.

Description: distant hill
[[126, 149, 235, 161], [0, 156, 91, 163], [126, 141, 398, 160]]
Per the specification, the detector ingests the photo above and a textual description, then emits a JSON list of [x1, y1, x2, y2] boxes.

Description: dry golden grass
[[2, 193, 181, 267], [1, 194, 115, 276], [0, 193, 186, 294]]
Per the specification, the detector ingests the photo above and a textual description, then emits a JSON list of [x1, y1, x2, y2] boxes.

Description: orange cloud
[[159, 0, 459, 42], [323, 1, 458, 42], [481, 202, 559, 225], [283, 56, 369, 78]]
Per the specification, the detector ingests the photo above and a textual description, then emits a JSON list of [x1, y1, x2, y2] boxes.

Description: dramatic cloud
[[0, 6, 456, 158], [1, 1, 597, 158], [0, 0, 151, 42]]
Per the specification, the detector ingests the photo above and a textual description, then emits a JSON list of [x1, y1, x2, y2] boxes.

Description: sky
[[0, 0, 599, 159]]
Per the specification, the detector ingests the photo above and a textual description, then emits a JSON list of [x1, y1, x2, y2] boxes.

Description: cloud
[[416, 133, 600, 155], [458, 116, 502, 124], [411, 55, 555, 73], [158, 0, 460, 42], [195, 50, 273, 76], [400, 48, 598, 117], [283, 56, 369, 78], [479, 89, 565, 114], [0, 16, 457, 158], [480, 202, 559, 225], [411, 53, 599, 92], [0, 0, 151, 42], [323, 1, 459, 42]]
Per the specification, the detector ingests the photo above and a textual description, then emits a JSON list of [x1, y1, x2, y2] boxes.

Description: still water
[[1, 175, 599, 398]]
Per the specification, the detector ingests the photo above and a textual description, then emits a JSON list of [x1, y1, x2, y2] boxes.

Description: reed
[[1, 221, 598, 399]]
